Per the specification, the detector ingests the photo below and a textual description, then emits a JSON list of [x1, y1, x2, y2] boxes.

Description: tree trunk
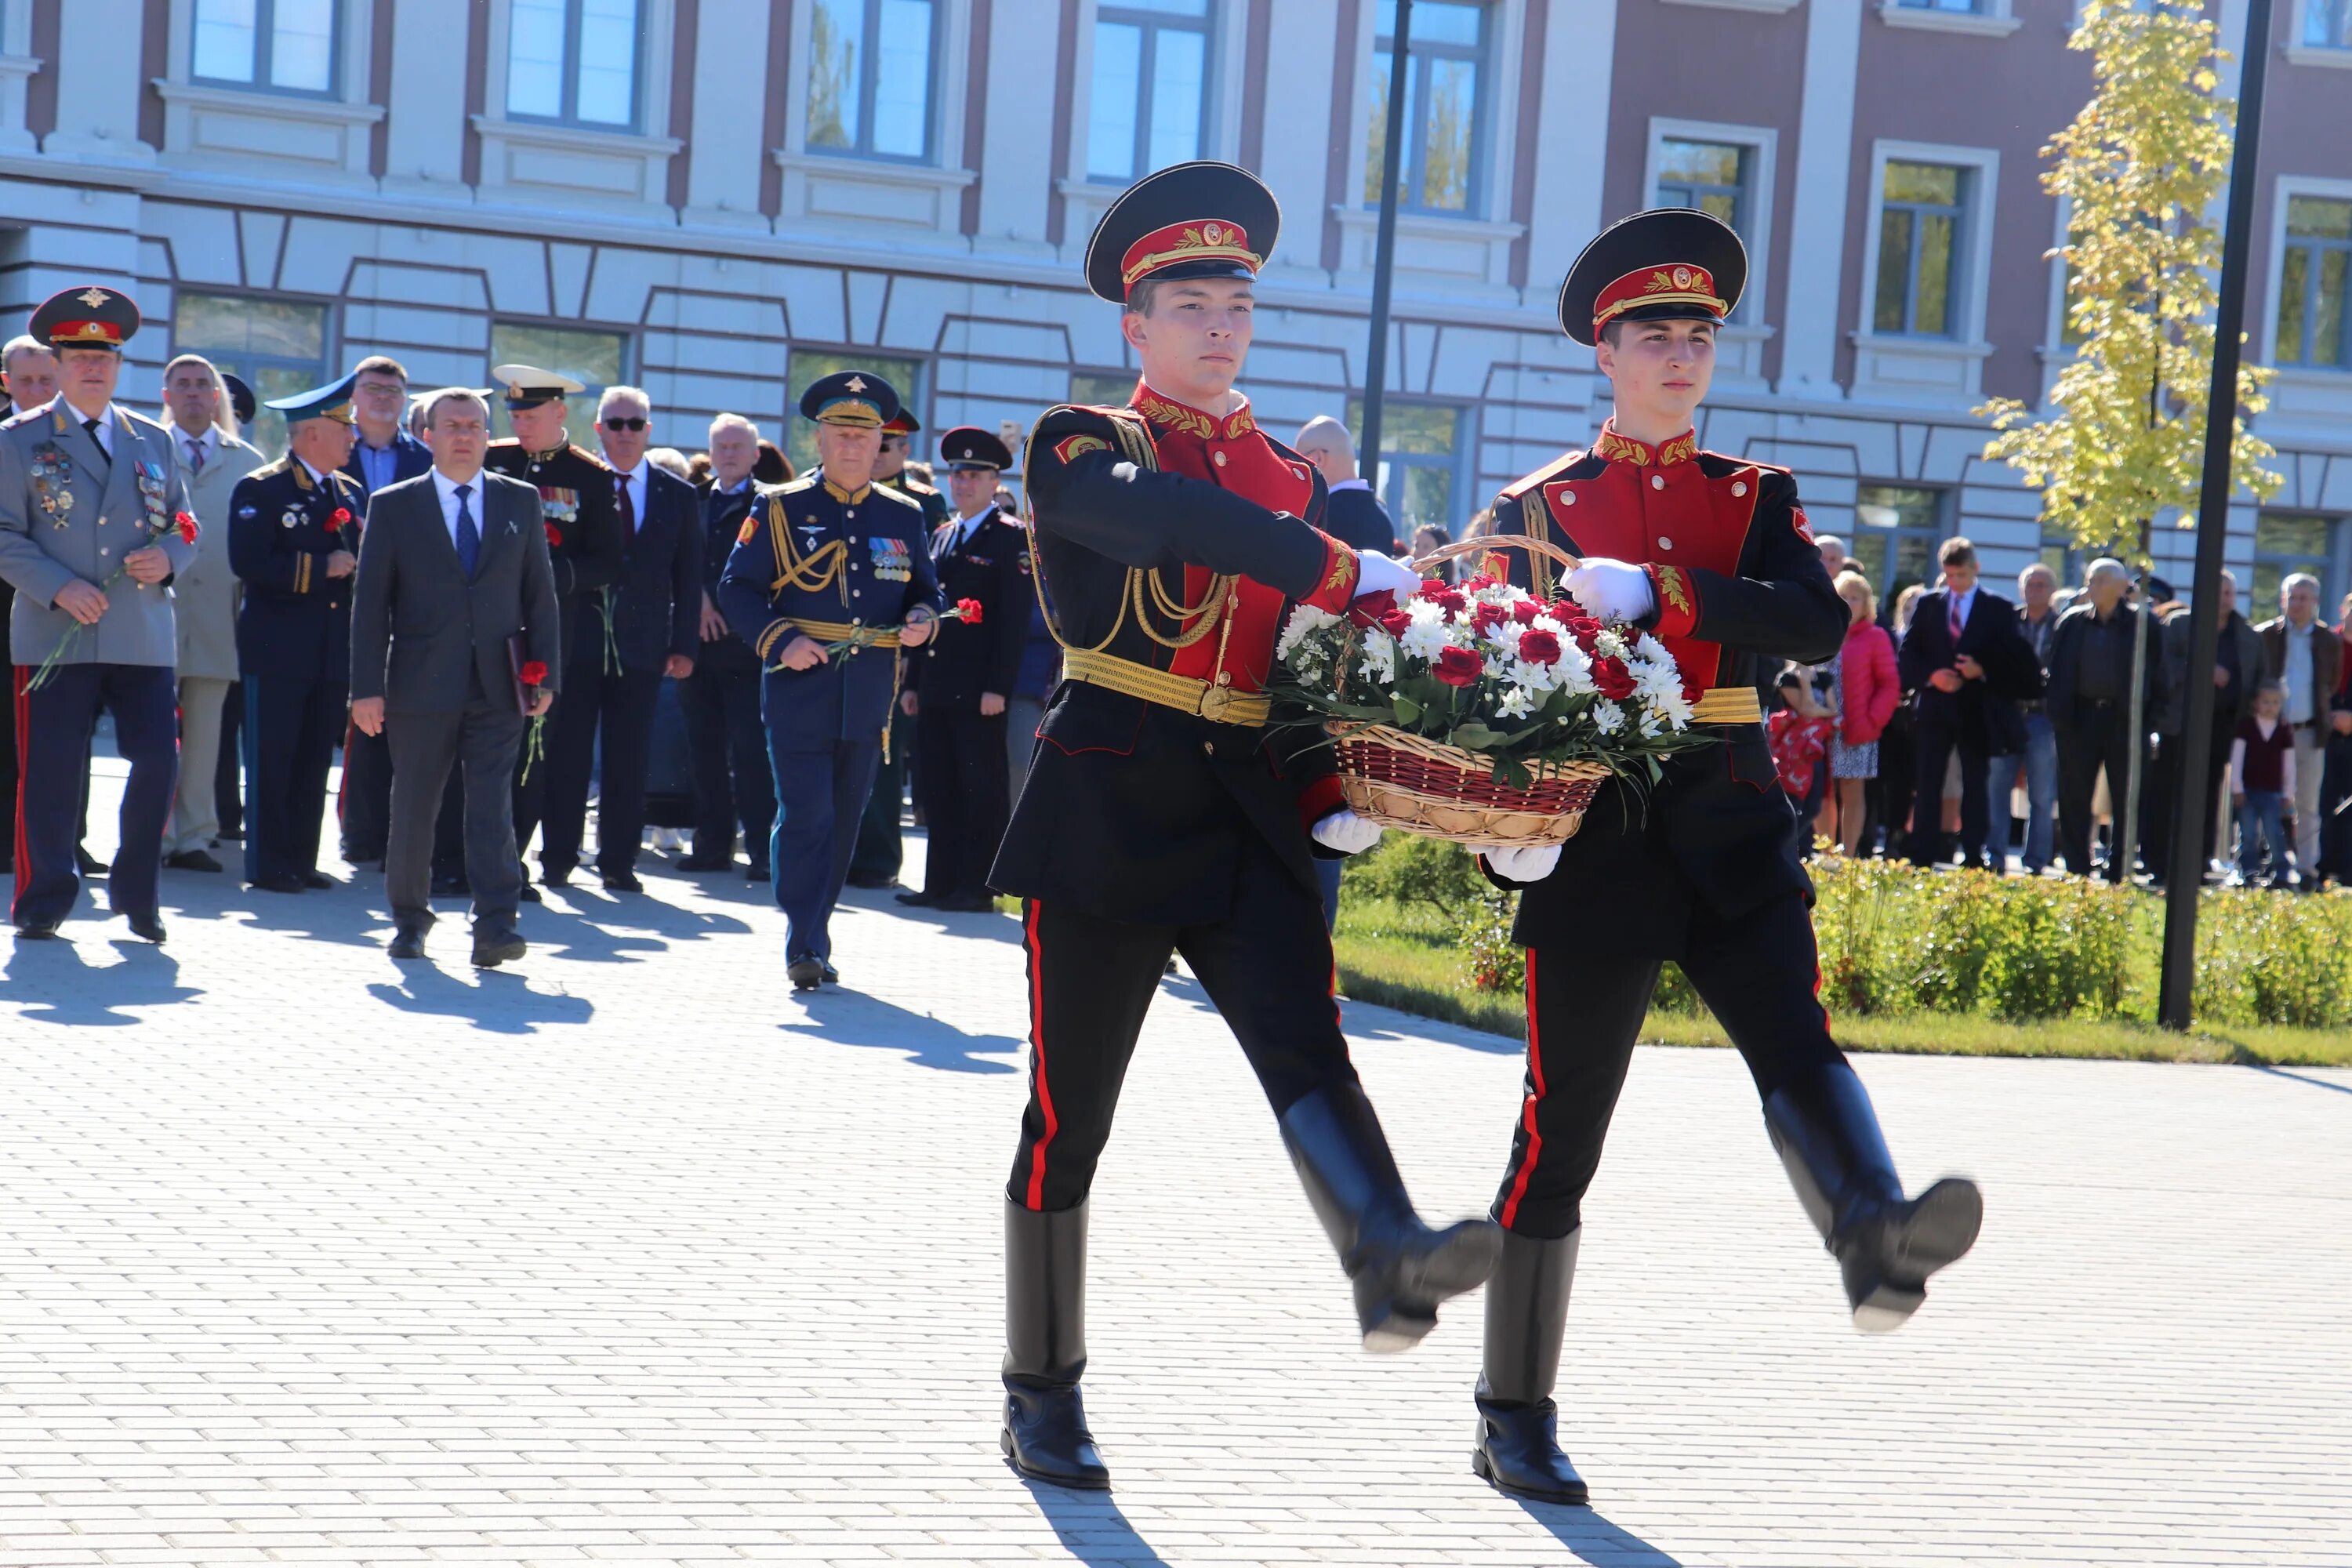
[[2124, 575, 2150, 884]]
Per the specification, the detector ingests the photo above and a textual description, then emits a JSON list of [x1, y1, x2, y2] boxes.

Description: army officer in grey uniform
[[0, 285, 197, 942]]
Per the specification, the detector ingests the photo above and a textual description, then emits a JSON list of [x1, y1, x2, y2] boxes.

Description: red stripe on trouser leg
[[1022, 899, 1059, 1211], [1497, 948, 1546, 1230]]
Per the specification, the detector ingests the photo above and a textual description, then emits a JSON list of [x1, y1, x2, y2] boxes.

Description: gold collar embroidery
[[822, 479, 872, 505], [1592, 423, 1697, 469], [1133, 384, 1258, 442]]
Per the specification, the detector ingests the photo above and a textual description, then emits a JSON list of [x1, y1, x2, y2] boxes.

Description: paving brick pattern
[[1, 761, 2347, 1566]]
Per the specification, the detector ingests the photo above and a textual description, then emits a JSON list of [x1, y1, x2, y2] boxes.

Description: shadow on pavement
[[2243, 1063, 2352, 1098], [522, 895, 753, 964], [1017, 1477, 1171, 1567], [365, 960, 596, 1035], [780, 988, 1020, 1075], [3, 935, 202, 1024], [1507, 1499, 1686, 1566]]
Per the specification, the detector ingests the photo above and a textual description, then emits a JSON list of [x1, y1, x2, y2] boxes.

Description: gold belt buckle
[[1198, 672, 1235, 723]]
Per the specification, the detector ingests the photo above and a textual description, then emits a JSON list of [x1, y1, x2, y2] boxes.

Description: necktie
[[455, 482, 481, 578], [83, 416, 110, 470], [185, 437, 205, 475], [620, 474, 637, 538], [1949, 596, 1964, 645]]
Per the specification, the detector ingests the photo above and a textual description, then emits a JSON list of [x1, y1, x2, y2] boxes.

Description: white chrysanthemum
[[1356, 628, 1398, 684], [1277, 604, 1338, 661], [1639, 710, 1667, 739], [1592, 628, 1628, 661], [1399, 603, 1453, 664], [1555, 638, 1595, 695], [1497, 686, 1535, 718], [1632, 630, 1674, 665], [1592, 701, 1625, 735], [1504, 655, 1562, 695]]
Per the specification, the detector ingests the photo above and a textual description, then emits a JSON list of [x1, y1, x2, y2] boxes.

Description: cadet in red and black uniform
[[483, 365, 625, 893], [987, 162, 1500, 1491], [1468, 209, 1984, 1506]]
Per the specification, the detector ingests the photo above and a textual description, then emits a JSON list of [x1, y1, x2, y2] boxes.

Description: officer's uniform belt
[[786, 617, 902, 649], [1691, 688, 1762, 725], [1062, 647, 1272, 727]]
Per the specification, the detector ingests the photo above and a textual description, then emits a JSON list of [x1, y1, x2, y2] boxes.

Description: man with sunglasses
[[334, 355, 431, 869], [535, 387, 700, 891]]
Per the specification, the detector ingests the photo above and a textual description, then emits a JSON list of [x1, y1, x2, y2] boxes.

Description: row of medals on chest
[[31, 443, 174, 534]]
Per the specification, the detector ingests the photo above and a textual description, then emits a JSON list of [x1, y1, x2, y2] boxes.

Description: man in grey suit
[[350, 388, 561, 967], [0, 286, 197, 942]]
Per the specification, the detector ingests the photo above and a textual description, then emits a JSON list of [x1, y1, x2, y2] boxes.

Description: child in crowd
[[2231, 680, 2298, 886], [1769, 665, 1838, 849]]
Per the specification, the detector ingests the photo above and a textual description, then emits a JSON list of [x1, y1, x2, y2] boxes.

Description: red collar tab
[[1591, 423, 1697, 469], [1120, 219, 1261, 292], [1132, 384, 1258, 441], [1592, 263, 1727, 333]]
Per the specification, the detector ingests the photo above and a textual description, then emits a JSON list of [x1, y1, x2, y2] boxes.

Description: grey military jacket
[[0, 398, 198, 667]]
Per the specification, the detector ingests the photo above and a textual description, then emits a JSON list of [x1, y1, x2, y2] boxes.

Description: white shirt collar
[[296, 456, 331, 488], [432, 466, 482, 503], [1327, 477, 1371, 493]]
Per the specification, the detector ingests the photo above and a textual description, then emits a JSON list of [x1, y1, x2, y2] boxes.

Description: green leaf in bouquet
[[1391, 692, 1422, 726], [1450, 720, 1502, 751]]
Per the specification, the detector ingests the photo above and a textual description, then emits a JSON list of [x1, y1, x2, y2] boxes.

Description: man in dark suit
[[539, 387, 700, 891], [350, 387, 562, 966], [335, 355, 434, 867], [897, 426, 1029, 911], [2045, 557, 2160, 882], [1294, 414, 1399, 555], [678, 414, 778, 880], [1896, 536, 2042, 869]]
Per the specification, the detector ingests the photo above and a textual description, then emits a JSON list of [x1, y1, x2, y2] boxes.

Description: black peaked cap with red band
[[29, 285, 141, 352], [938, 426, 1013, 471], [1557, 208, 1748, 347], [1084, 161, 1280, 303]]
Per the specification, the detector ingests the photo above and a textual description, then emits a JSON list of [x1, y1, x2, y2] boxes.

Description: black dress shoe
[[787, 954, 825, 991], [75, 848, 109, 876], [14, 917, 60, 940], [542, 866, 572, 888], [821, 960, 840, 985], [387, 928, 427, 960], [251, 873, 306, 894], [431, 873, 470, 898], [895, 888, 942, 907], [301, 870, 334, 890], [601, 870, 643, 893], [518, 884, 543, 903], [746, 863, 771, 882], [937, 892, 998, 913], [846, 873, 898, 890], [677, 853, 732, 872], [163, 849, 223, 873], [126, 912, 167, 944], [471, 929, 527, 967]]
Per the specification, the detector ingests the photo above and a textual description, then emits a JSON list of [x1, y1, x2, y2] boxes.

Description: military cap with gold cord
[[797, 369, 901, 429], [490, 363, 586, 410], [263, 369, 360, 426], [1555, 206, 1747, 347], [28, 285, 141, 351], [936, 426, 1012, 472], [1083, 159, 1279, 303]]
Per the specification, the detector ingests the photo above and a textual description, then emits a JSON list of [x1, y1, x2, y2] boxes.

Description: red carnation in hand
[[1592, 656, 1638, 701], [173, 510, 198, 544], [545, 522, 564, 548], [520, 660, 549, 688], [955, 596, 984, 625], [1432, 646, 1484, 688], [1517, 628, 1563, 666], [1510, 599, 1542, 626], [332, 507, 352, 527]]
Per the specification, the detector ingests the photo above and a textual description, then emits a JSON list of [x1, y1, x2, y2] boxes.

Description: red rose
[[1378, 606, 1413, 636], [1347, 588, 1397, 630], [1592, 656, 1637, 701], [173, 510, 198, 544], [1471, 601, 1508, 636], [1418, 583, 1468, 620], [545, 522, 564, 547], [1510, 600, 1541, 626], [955, 596, 985, 625], [1462, 573, 1496, 592], [520, 661, 549, 687], [1517, 628, 1563, 666], [1432, 646, 1484, 688]]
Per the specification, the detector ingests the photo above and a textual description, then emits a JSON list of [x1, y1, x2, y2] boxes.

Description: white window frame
[[475, 0, 682, 215], [1849, 139, 1999, 408], [502, 0, 651, 132], [773, 0, 977, 242], [154, 0, 383, 184], [1644, 117, 1778, 389], [0, 2, 38, 153], [2037, 194, 2075, 405], [2257, 176, 2352, 434], [2266, 180, 2352, 373], [1877, 0, 2023, 38], [1058, 0, 1247, 245], [187, 0, 345, 97], [2286, 0, 2352, 66], [1083, 0, 1217, 187]]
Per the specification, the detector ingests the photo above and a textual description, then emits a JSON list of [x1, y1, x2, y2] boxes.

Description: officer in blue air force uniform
[[227, 372, 366, 893], [718, 371, 942, 992]]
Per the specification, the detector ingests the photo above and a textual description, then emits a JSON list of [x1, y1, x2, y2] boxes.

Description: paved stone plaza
[[0, 760, 2347, 1566]]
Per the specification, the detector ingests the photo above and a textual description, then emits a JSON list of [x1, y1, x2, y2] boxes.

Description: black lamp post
[[1359, 0, 1412, 501]]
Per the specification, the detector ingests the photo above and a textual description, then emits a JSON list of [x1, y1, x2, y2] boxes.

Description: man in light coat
[[159, 353, 265, 873]]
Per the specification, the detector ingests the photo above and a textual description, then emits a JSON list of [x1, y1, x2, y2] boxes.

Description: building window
[[1087, 1, 1211, 184], [488, 322, 631, 451], [506, 0, 642, 129], [172, 291, 331, 458], [1897, 0, 1989, 11], [1873, 162, 1969, 338], [2252, 512, 2344, 608], [806, 0, 937, 162], [191, 0, 340, 96], [1655, 138, 1748, 233], [2303, 0, 2350, 46], [1069, 370, 1137, 406], [2276, 197, 2351, 370], [1848, 483, 1948, 604], [1348, 399, 1467, 543], [785, 348, 926, 476], [1363, 0, 1486, 216], [2040, 524, 2081, 585]]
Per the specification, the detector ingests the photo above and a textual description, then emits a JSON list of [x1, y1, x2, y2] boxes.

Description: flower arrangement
[[517, 659, 550, 783], [27, 509, 198, 691]]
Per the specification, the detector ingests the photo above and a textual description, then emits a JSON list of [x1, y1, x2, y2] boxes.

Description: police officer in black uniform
[[226, 372, 366, 892], [483, 365, 625, 893], [1469, 209, 1984, 1506], [896, 426, 1028, 912]]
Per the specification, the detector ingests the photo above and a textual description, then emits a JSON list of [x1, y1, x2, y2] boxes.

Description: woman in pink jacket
[[1828, 572, 1900, 855]]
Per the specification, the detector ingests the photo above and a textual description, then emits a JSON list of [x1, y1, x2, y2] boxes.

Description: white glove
[[1485, 843, 1562, 883], [1311, 809, 1385, 855], [1563, 558, 1655, 624], [1352, 549, 1424, 604]]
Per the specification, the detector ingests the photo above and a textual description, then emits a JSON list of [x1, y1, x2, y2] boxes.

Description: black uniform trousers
[[914, 702, 1009, 899], [539, 653, 664, 878], [1008, 830, 1362, 1214], [383, 685, 526, 931], [679, 659, 775, 867], [848, 707, 909, 884], [216, 678, 244, 839], [1495, 891, 1846, 1240], [241, 670, 346, 884], [1909, 718, 1991, 869], [2056, 700, 2137, 882], [11, 662, 177, 927], [339, 719, 391, 862], [514, 600, 590, 864]]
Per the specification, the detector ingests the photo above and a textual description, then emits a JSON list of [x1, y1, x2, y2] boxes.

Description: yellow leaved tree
[[1979, 0, 2280, 559]]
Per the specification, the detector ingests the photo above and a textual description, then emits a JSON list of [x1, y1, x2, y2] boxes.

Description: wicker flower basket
[[1327, 532, 1610, 848]]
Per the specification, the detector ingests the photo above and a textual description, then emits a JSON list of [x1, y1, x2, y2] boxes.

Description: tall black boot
[[1001, 1198, 1110, 1489], [1279, 1082, 1503, 1352], [1473, 1228, 1588, 1505], [1763, 1062, 1983, 1331]]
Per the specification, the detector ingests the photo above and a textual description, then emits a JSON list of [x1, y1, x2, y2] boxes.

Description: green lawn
[[1333, 893, 2352, 1069]]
